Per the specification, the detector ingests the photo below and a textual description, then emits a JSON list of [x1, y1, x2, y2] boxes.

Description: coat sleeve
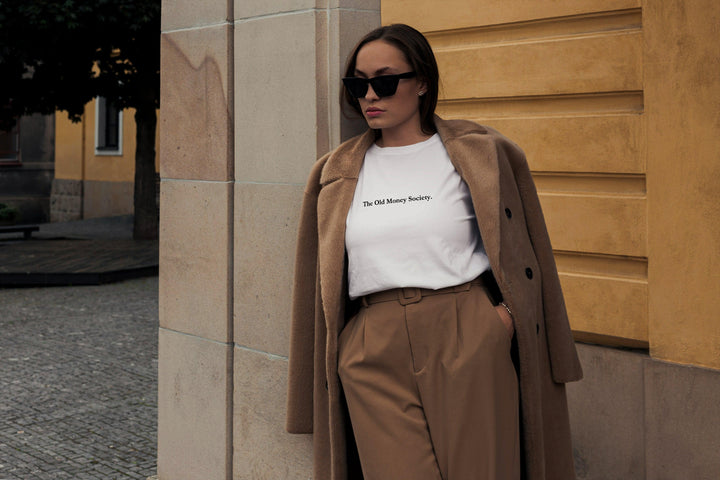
[[500, 138, 583, 383], [286, 157, 327, 434]]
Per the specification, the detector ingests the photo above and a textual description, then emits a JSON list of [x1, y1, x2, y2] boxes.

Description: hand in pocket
[[494, 304, 514, 338]]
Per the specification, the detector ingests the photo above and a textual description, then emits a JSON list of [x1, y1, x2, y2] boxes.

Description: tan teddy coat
[[286, 117, 583, 480]]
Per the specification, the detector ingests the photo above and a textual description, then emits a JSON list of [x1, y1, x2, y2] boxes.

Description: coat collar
[[318, 129, 375, 186], [316, 116, 501, 333], [319, 116, 490, 185]]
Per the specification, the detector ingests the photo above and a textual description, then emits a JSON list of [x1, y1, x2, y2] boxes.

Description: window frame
[[94, 96, 123, 156]]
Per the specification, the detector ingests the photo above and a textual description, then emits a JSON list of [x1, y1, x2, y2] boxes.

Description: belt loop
[[398, 287, 422, 305], [453, 280, 473, 293], [361, 296, 369, 307]]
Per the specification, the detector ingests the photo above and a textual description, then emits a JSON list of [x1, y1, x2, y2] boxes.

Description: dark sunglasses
[[342, 72, 417, 98]]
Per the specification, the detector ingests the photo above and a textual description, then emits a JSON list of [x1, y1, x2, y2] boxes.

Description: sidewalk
[[0, 216, 158, 479], [0, 277, 158, 479], [0, 216, 158, 287]]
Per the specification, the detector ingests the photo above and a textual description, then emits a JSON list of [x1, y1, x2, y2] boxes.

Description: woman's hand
[[494, 303, 515, 338]]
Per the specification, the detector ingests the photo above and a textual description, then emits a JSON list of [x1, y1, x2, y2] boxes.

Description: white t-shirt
[[345, 134, 490, 299]]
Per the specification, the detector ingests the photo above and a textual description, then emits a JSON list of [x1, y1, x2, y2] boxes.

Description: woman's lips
[[365, 108, 384, 118]]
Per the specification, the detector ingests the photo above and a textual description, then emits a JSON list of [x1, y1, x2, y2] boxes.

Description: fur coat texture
[[286, 116, 583, 480]]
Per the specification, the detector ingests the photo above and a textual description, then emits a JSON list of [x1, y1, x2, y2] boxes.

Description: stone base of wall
[[50, 179, 83, 222], [51, 179, 135, 222], [83, 180, 134, 219], [568, 343, 720, 480], [0, 162, 54, 223]]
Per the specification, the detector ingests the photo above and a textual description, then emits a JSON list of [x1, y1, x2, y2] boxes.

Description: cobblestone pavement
[[0, 277, 158, 479]]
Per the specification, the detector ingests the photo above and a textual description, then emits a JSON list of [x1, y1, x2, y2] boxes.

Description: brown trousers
[[338, 278, 520, 480]]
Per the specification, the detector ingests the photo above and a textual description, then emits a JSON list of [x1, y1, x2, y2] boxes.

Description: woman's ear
[[417, 80, 428, 97]]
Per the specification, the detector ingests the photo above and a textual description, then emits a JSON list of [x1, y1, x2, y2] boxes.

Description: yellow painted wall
[[54, 111, 84, 179], [383, 0, 719, 369], [55, 99, 159, 182], [644, 0, 720, 369]]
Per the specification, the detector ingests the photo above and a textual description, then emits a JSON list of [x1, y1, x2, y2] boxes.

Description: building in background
[[0, 114, 54, 223], [53, 98, 156, 222], [0, 98, 154, 225], [157, 1, 719, 479]]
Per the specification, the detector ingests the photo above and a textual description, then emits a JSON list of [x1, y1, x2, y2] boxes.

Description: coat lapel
[[316, 131, 375, 332], [435, 118, 502, 282]]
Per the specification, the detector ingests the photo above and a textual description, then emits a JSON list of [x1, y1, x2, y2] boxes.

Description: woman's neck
[[377, 128, 433, 148]]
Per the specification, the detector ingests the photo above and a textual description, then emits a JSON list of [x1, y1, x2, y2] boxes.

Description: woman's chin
[[363, 117, 384, 129]]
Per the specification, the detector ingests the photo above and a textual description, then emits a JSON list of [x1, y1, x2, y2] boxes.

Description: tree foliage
[[0, 0, 161, 239], [0, 0, 159, 128]]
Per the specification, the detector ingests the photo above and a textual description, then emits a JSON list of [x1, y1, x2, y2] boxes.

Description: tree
[[0, 0, 160, 239]]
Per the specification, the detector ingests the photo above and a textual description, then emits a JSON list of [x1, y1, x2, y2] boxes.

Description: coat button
[[325, 380, 328, 391], [505, 208, 512, 218], [536, 324, 540, 334], [525, 267, 533, 279]]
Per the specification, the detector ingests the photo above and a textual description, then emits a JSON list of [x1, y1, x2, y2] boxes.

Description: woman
[[286, 24, 582, 480]]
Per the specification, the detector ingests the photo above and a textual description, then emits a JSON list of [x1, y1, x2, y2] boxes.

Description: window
[[0, 121, 20, 165], [95, 96, 123, 155]]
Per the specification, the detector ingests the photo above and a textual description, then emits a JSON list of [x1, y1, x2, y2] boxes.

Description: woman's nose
[[364, 84, 380, 101]]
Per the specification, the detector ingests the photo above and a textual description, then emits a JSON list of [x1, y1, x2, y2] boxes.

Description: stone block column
[[231, 3, 378, 478], [158, 1, 379, 479], [158, 0, 235, 478]]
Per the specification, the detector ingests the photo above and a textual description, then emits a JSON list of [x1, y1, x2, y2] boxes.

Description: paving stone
[[0, 277, 158, 479]]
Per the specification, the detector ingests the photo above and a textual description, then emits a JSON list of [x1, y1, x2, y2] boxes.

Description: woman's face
[[353, 40, 425, 141]]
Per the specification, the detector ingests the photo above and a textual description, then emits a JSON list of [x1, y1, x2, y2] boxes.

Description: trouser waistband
[[361, 276, 487, 307]]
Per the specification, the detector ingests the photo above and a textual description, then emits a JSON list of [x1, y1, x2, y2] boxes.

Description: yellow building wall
[[55, 99, 157, 182], [54, 111, 84, 180], [383, 0, 720, 369], [644, 0, 720, 369]]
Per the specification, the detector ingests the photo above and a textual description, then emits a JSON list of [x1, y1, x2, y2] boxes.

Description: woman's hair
[[342, 24, 439, 135]]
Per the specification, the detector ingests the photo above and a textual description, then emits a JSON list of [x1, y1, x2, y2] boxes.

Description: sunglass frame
[[342, 72, 417, 98]]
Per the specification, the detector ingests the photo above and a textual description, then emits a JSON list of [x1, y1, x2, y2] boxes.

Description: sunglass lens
[[343, 78, 368, 98], [370, 76, 399, 97]]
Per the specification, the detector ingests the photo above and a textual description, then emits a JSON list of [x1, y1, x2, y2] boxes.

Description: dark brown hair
[[342, 24, 439, 135]]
